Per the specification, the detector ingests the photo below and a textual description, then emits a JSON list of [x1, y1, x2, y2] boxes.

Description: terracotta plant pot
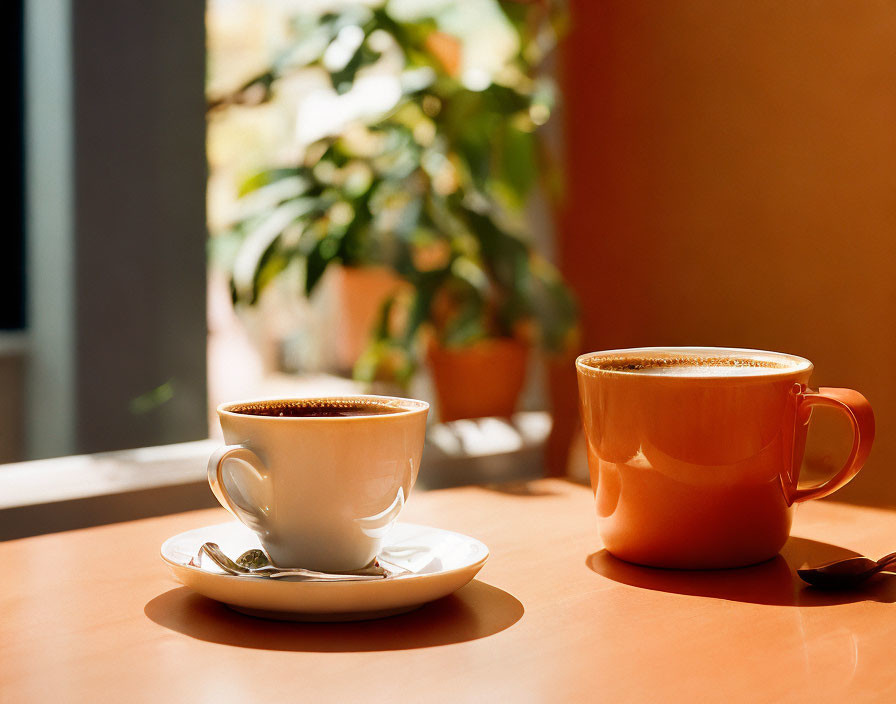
[[427, 338, 530, 422], [315, 265, 405, 373]]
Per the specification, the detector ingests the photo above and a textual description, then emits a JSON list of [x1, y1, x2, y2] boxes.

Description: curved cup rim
[[217, 394, 429, 421], [575, 346, 814, 380]]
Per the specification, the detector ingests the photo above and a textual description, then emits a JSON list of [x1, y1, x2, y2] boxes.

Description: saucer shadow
[[587, 537, 896, 607], [144, 580, 523, 652]]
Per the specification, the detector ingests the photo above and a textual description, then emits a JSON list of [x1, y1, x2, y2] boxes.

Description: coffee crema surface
[[229, 400, 404, 417], [582, 355, 792, 377]]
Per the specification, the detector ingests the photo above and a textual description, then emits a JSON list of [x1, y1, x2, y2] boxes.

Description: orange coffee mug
[[575, 347, 874, 569]]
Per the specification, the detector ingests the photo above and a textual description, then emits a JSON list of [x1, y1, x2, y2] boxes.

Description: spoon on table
[[797, 550, 896, 589], [197, 543, 394, 581]]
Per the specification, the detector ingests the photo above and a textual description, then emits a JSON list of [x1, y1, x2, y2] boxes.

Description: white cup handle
[[207, 445, 272, 533]]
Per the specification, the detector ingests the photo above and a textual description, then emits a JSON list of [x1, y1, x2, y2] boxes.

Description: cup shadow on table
[[144, 580, 523, 652], [587, 537, 896, 606]]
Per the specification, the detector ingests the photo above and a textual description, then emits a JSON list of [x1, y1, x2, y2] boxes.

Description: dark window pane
[[2, 0, 25, 330]]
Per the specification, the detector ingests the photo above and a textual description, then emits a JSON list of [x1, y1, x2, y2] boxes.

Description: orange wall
[[555, 1, 896, 505]]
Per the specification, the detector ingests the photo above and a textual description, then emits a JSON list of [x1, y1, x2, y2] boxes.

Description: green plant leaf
[[528, 256, 580, 354], [439, 292, 488, 347], [251, 241, 290, 305], [129, 380, 175, 415], [353, 295, 417, 386], [304, 234, 339, 296], [464, 207, 528, 289], [230, 198, 317, 303], [330, 42, 383, 94], [234, 176, 311, 222], [238, 167, 308, 197], [497, 124, 536, 207], [401, 270, 444, 346]]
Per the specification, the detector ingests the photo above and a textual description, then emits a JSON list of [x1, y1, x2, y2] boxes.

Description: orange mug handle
[[789, 387, 875, 504]]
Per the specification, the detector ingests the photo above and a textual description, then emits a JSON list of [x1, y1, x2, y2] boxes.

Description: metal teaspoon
[[197, 543, 389, 581]]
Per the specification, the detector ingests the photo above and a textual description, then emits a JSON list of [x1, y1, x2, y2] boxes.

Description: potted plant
[[355, 199, 577, 420], [208, 0, 578, 417]]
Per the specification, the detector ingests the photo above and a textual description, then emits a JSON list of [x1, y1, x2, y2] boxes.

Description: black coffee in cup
[[582, 354, 791, 377], [229, 399, 405, 418]]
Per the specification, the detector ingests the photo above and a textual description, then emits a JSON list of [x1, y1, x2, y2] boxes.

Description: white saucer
[[161, 521, 489, 621]]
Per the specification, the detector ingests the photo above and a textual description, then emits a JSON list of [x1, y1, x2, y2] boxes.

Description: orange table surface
[[2, 479, 895, 703]]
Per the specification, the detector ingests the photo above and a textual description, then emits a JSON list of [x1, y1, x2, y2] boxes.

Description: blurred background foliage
[[208, 0, 578, 386]]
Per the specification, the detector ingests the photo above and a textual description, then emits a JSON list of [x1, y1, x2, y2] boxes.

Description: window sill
[[0, 412, 550, 540]]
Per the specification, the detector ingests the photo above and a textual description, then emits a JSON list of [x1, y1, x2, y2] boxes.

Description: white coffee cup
[[208, 395, 429, 571]]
